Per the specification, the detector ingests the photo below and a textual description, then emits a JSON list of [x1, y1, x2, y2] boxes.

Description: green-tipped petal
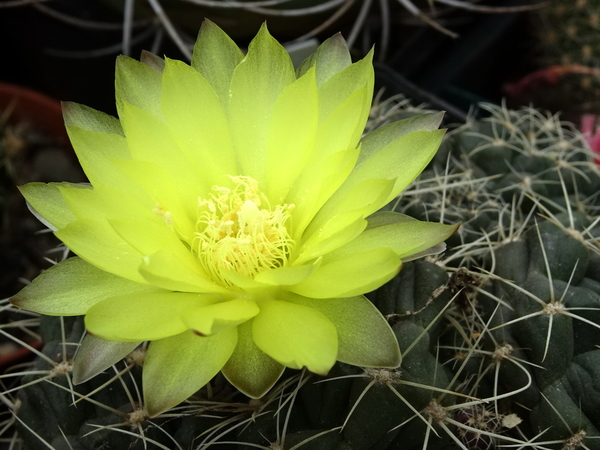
[[321, 129, 445, 223], [182, 298, 259, 336], [192, 19, 244, 107], [63, 101, 123, 135], [287, 294, 400, 368], [318, 50, 373, 147], [229, 23, 296, 184], [19, 182, 79, 230], [115, 55, 162, 118], [144, 328, 238, 416], [85, 292, 218, 342], [222, 321, 284, 398], [290, 247, 401, 298], [265, 67, 319, 203], [139, 251, 228, 294], [72, 335, 140, 384], [55, 219, 147, 284], [327, 212, 459, 261], [353, 129, 446, 207], [64, 125, 131, 187], [161, 58, 237, 188], [357, 112, 444, 165], [140, 50, 165, 72], [11, 257, 161, 316], [253, 300, 337, 375], [296, 33, 352, 85]]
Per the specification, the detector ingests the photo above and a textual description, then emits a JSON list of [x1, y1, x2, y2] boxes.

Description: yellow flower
[[11, 20, 457, 417]]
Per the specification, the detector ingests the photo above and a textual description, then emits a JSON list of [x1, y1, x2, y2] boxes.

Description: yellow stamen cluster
[[194, 176, 295, 288]]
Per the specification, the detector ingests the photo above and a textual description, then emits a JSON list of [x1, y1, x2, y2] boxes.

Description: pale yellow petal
[[85, 292, 218, 342], [252, 300, 337, 375], [139, 251, 228, 294], [55, 219, 146, 284], [264, 67, 319, 203], [161, 58, 238, 188], [182, 298, 259, 336], [110, 158, 195, 241], [120, 102, 208, 209], [228, 24, 296, 184], [289, 248, 401, 298]]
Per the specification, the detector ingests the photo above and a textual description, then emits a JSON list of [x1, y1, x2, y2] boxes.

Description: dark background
[[0, 0, 537, 117]]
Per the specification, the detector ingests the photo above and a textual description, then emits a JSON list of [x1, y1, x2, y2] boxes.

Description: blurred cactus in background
[[507, 0, 600, 120]]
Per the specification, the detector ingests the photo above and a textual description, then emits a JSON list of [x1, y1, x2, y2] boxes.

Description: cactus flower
[[11, 21, 457, 417]]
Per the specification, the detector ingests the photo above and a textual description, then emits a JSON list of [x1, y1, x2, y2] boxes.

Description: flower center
[[194, 176, 295, 287]]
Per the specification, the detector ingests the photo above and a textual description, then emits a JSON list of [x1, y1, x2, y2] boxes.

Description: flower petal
[[85, 292, 218, 342], [143, 328, 238, 416], [265, 67, 319, 203], [222, 321, 284, 398], [333, 129, 446, 209], [327, 212, 459, 261], [120, 102, 207, 212], [140, 50, 165, 72], [72, 334, 140, 384], [139, 251, 228, 294], [115, 55, 162, 118], [286, 294, 400, 368], [55, 219, 147, 284], [109, 218, 197, 267], [289, 248, 401, 298], [357, 112, 444, 165], [252, 300, 337, 375], [229, 23, 296, 184], [10, 257, 161, 316], [318, 50, 373, 147], [63, 101, 123, 135], [182, 298, 259, 336], [294, 217, 367, 266], [254, 258, 322, 286], [191, 19, 244, 108], [297, 33, 352, 86], [301, 178, 394, 250], [110, 158, 195, 240], [286, 88, 365, 236], [161, 58, 238, 188], [18, 182, 79, 231], [64, 124, 131, 187], [58, 184, 154, 227]]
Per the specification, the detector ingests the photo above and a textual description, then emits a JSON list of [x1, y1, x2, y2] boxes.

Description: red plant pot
[[0, 82, 69, 146]]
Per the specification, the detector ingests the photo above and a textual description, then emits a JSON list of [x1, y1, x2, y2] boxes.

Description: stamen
[[153, 203, 173, 227], [193, 176, 295, 287]]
